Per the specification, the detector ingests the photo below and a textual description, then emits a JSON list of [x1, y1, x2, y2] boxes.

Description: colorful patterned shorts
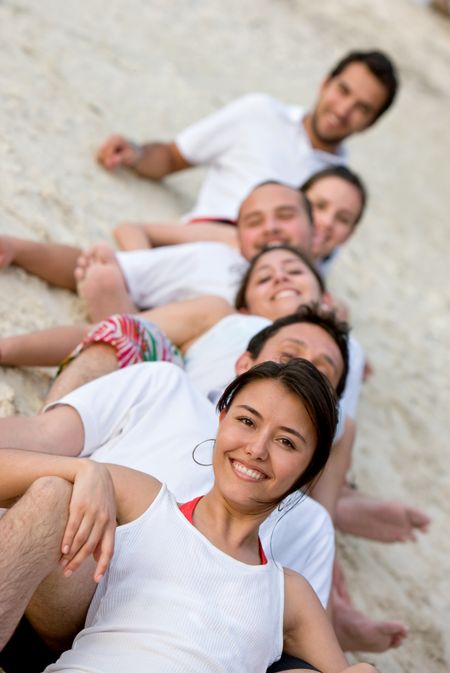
[[60, 314, 184, 371]]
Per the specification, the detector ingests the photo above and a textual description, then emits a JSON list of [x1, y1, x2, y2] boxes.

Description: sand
[[1, 0, 449, 670]]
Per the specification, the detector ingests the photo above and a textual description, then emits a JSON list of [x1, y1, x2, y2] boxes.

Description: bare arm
[[114, 220, 239, 252], [283, 570, 380, 673], [139, 294, 234, 351], [0, 324, 90, 367], [0, 446, 160, 581], [283, 569, 348, 673], [96, 136, 191, 179], [0, 405, 84, 455]]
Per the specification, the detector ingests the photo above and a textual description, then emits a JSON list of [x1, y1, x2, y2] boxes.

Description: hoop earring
[[192, 438, 215, 467], [277, 490, 304, 512]]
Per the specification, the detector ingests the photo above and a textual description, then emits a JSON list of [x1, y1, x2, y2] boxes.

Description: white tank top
[[45, 484, 284, 673]]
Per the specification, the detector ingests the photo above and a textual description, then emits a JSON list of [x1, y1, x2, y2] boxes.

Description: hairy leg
[[0, 236, 80, 290], [26, 554, 96, 652], [335, 486, 431, 543], [75, 244, 137, 322], [0, 476, 94, 650], [45, 343, 119, 405]]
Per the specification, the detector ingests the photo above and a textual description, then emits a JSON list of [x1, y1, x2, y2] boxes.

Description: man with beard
[[97, 50, 398, 226]]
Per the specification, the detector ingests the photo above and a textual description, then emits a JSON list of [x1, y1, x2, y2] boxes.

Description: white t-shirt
[[49, 363, 334, 607], [176, 93, 348, 221], [117, 242, 247, 308], [185, 313, 364, 433]]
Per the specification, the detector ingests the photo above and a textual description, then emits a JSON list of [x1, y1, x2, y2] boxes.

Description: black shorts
[[267, 653, 320, 672], [0, 618, 56, 673], [1, 620, 320, 673]]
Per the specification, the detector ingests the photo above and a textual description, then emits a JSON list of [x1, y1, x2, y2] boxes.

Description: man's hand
[[60, 460, 117, 583], [97, 134, 143, 170]]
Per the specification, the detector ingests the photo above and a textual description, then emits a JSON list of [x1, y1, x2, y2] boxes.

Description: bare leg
[[0, 236, 81, 290], [75, 244, 137, 322], [335, 485, 431, 543], [0, 476, 95, 651], [331, 584, 408, 652], [0, 325, 90, 368], [45, 343, 119, 405]]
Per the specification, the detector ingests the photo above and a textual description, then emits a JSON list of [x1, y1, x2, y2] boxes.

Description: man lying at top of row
[[97, 49, 398, 240]]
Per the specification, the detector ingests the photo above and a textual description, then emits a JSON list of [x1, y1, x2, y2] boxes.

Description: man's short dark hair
[[245, 304, 350, 398], [329, 50, 399, 121], [237, 180, 314, 229]]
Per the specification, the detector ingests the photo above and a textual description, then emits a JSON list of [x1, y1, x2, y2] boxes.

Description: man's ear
[[319, 75, 332, 94], [235, 351, 254, 375], [321, 291, 334, 307], [218, 408, 227, 425], [238, 306, 250, 315]]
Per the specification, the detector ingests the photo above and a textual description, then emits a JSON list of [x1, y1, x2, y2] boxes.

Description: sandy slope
[[1, 0, 449, 670]]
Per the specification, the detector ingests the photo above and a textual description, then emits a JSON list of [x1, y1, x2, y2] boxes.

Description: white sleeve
[[117, 242, 246, 308], [176, 93, 269, 165], [260, 496, 334, 608], [44, 363, 182, 457], [341, 335, 365, 419]]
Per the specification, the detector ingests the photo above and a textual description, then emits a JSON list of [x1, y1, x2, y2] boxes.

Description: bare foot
[[336, 487, 431, 543], [75, 242, 118, 279], [0, 236, 17, 269], [333, 558, 353, 606], [75, 243, 136, 322], [332, 588, 408, 653]]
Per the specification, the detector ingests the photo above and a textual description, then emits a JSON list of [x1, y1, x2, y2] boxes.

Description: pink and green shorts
[[60, 314, 184, 371]]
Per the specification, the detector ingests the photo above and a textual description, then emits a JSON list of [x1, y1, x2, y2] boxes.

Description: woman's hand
[[60, 459, 117, 583]]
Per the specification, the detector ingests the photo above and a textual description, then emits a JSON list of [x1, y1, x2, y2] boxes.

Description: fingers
[[96, 135, 127, 169], [93, 527, 116, 583], [61, 512, 116, 581], [96, 135, 139, 170]]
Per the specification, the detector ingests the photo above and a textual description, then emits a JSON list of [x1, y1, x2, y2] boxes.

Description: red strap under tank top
[[179, 496, 267, 565]]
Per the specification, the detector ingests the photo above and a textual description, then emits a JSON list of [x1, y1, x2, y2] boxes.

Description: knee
[[27, 476, 72, 513]]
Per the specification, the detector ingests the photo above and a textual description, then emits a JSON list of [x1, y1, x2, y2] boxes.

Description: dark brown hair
[[328, 50, 399, 121], [217, 358, 338, 499], [234, 244, 325, 311]]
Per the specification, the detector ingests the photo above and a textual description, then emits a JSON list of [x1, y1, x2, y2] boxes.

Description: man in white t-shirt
[[97, 50, 398, 223]]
